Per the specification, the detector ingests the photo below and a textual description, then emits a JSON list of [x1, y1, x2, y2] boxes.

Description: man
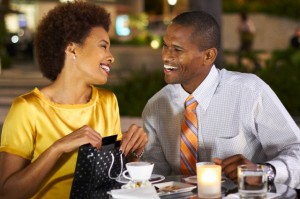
[[290, 26, 300, 49], [142, 11, 300, 189], [236, 12, 259, 71]]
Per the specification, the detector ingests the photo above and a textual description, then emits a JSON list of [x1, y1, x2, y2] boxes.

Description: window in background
[[116, 15, 130, 36]]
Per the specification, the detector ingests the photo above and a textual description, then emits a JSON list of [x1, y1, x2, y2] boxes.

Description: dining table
[[92, 175, 297, 199], [159, 176, 297, 199]]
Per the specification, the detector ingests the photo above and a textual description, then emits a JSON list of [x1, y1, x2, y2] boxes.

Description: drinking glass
[[238, 164, 268, 199]]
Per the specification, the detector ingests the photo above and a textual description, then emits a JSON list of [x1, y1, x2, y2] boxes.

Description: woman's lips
[[100, 64, 110, 73]]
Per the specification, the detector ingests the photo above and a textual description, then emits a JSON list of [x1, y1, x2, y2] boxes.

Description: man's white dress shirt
[[142, 65, 300, 188]]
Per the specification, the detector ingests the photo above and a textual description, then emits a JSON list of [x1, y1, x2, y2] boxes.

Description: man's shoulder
[[219, 69, 266, 91], [148, 84, 177, 100]]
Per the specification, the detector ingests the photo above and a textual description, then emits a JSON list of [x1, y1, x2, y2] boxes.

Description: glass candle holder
[[197, 163, 221, 199]]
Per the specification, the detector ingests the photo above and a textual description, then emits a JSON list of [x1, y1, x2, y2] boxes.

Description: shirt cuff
[[267, 160, 289, 184]]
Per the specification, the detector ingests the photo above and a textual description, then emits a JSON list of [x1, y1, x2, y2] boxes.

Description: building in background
[[3, 0, 299, 57], [5, 0, 144, 37]]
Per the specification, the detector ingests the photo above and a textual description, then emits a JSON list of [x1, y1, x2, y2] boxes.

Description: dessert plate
[[154, 181, 196, 196]]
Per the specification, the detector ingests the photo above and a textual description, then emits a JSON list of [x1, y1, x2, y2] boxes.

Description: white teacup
[[122, 162, 154, 182]]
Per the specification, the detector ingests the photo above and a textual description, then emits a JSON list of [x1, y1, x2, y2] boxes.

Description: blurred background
[[0, 0, 299, 124]]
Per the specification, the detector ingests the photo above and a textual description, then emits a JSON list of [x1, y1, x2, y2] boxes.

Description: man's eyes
[[162, 45, 183, 52]]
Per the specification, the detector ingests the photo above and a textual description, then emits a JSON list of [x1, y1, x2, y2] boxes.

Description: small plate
[[183, 176, 198, 184], [183, 175, 226, 184], [149, 174, 165, 183], [154, 181, 196, 196], [116, 174, 165, 184], [121, 180, 152, 189]]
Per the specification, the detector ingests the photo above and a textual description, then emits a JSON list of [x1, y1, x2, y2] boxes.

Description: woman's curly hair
[[34, 1, 111, 81]]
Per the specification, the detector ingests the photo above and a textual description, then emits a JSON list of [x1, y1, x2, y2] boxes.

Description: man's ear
[[204, 48, 217, 65], [65, 42, 77, 60]]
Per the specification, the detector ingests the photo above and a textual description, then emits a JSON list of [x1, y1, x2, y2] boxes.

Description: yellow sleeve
[[0, 96, 36, 160]]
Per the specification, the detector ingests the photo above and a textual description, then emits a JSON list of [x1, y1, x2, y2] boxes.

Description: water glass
[[238, 164, 268, 199]]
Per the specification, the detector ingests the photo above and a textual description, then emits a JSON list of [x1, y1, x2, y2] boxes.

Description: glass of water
[[238, 164, 268, 199]]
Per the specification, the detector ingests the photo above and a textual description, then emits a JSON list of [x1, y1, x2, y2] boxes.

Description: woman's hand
[[120, 124, 148, 157], [0, 125, 102, 199], [53, 125, 102, 156]]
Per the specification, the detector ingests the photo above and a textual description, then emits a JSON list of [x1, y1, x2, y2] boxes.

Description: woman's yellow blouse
[[0, 86, 122, 198]]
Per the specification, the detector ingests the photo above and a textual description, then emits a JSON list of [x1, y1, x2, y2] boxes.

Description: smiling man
[[142, 11, 300, 189]]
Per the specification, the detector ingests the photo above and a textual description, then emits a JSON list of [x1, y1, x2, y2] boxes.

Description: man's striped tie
[[180, 95, 198, 175]]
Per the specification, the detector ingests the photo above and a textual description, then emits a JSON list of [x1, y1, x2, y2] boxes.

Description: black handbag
[[70, 136, 126, 199]]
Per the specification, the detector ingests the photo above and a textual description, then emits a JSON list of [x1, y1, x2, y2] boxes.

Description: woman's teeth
[[101, 65, 110, 72], [164, 65, 178, 70]]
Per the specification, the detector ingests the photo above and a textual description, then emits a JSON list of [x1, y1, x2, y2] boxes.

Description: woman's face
[[73, 26, 114, 85], [162, 23, 212, 93]]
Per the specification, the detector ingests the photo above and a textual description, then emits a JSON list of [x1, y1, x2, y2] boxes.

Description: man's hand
[[213, 154, 256, 183]]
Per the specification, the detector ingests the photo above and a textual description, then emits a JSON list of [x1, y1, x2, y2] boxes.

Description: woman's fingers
[[120, 124, 148, 156], [56, 125, 102, 153], [79, 125, 102, 148]]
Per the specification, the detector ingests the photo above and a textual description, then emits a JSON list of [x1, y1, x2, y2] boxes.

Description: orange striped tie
[[180, 95, 198, 175]]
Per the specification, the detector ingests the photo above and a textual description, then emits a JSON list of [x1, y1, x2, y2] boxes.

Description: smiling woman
[[0, 2, 147, 199]]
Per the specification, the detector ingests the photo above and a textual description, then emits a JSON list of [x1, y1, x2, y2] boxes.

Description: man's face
[[162, 23, 213, 93]]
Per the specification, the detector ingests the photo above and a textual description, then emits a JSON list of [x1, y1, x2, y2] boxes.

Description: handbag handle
[[108, 151, 124, 180]]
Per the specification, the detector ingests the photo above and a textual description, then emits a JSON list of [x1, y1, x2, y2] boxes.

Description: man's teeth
[[101, 65, 110, 72], [164, 65, 178, 70]]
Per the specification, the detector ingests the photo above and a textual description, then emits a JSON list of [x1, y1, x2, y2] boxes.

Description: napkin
[[109, 186, 160, 199], [224, 192, 281, 199]]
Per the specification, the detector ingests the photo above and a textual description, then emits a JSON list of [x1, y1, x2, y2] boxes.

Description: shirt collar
[[173, 65, 220, 111]]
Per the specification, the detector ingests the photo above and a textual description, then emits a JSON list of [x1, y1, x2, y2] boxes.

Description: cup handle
[[122, 170, 132, 180]]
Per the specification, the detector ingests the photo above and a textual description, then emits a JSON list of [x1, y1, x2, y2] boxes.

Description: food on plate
[[159, 185, 181, 192]]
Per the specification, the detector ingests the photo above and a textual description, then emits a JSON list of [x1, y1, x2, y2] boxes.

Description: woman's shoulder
[[4, 89, 40, 125], [12, 88, 41, 106], [94, 86, 114, 95], [93, 86, 117, 101]]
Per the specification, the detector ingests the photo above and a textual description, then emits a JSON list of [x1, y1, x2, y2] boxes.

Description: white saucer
[[116, 174, 165, 184], [149, 174, 165, 183], [183, 175, 226, 184], [183, 176, 198, 184], [121, 180, 152, 189]]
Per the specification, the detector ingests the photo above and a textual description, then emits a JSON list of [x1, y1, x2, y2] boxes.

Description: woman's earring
[[73, 55, 76, 60]]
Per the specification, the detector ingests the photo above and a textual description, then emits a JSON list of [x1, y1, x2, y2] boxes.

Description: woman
[[0, 2, 147, 198]]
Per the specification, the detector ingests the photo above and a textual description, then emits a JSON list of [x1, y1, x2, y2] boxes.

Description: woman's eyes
[[100, 44, 107, 49], [99, 41, 109, 50]]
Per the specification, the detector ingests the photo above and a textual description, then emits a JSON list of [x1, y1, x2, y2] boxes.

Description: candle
[[197, 163, 221, 198]]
